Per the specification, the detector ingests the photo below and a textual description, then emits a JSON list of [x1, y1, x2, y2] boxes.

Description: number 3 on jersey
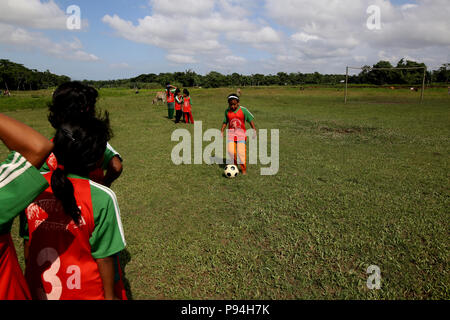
[[37, 247, 81, 300]]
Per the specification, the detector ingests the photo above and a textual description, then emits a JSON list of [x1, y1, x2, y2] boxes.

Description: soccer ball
[[224, 165, 239, 178]]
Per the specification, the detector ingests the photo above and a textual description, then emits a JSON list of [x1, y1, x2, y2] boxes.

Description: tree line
[[0, 59, 70, 91], [1, 58, 448, 91], [349, 59, 449, 86]]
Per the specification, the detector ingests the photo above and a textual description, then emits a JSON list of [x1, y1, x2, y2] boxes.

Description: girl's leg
[[227, 141, 237, 165], [189, 112, 194, 124], [236, 142, 247, 174], [168, 103, 175, 119]]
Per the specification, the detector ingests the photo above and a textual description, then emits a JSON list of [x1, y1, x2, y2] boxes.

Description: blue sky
[[0, 0, 448, 80]]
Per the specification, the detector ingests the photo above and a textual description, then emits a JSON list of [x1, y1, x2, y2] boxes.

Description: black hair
[[183, 89, 189, 96], [51, 115, 112, 225], [175, 88, 181, 94], [227, 93, 240, 102], [48, 81, 99, 129]]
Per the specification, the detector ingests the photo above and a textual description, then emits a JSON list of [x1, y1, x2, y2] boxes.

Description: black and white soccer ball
[[224, 165, 239, 178]]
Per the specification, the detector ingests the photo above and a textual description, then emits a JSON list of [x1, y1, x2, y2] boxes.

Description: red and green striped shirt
[[24, 172, 126, 300], [0, 152, 48, 235], [0, 151, 49, 300], [223, 106, 255, 142]]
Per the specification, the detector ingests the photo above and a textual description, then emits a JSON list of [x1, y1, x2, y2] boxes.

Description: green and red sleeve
[[0, 152, 48, 235], [89, 180, 126, 259]]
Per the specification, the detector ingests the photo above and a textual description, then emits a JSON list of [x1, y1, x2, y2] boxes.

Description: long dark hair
[[51, 115, 112, 224], [48, 81, 99, 129], [166, 82, 171, 98]]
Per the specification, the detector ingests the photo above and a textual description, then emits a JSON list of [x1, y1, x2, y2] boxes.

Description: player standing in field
[[221, 94, 256, 175], [174, 88, 184, 124], [183, 89, 194, 124], [0, 114, 53, 300], [24, 116, 126, 300], [166, 83, 177, 120]]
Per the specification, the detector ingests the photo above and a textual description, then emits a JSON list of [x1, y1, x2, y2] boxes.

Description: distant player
[[174, 88, 184, 123], [183, 89, 194, 124], [221, 94, 256, 175], [0, 113, 53, 300], [166, 83, 177, 119], [24, 116, 126, 300]]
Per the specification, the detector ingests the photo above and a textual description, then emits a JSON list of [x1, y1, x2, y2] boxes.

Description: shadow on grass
[[119, 249, 133, 300], [209, 157, 231, 169]]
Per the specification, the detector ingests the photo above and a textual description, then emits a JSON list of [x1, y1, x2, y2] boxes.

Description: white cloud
[[354, 56, 368, 63], [167, 54, 198, 64], [232, 27, 281, 44], [149, 0, 215, 17], [0, 23, 99, 62], [401, 4, 418, 11], [3, 0, 448, 77], [0, 0, 67, 29], [103, 0, 279, 69], [263, 0, 450, 73], [292, 32, 320, 43], [223, 55, 247, 64], [103, 0, 450, 75], [0, 0, 98, 62]]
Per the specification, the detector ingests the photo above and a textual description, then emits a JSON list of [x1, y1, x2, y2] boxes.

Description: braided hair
[[51, 115, 112, 224]]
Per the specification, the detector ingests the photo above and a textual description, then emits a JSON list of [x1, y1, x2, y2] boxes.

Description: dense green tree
[[432, 64, 449, 83], [0, 59, 70, 90], [3, 58, 446, 91]]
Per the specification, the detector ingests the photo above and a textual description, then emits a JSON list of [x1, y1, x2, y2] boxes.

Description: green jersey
[[0, 152, 48, 235]]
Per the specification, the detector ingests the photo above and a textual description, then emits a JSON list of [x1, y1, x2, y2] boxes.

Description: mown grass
[[1, 86, 449, 299], [0, 89, 52, 111]]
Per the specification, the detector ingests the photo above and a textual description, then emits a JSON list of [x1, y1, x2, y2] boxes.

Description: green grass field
[[0, 86, 448, 299]]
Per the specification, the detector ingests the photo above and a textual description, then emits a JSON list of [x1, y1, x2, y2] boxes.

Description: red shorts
[[0, 233, 31, 300]]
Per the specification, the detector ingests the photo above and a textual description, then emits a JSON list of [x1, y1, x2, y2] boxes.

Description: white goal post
[[344, 66, 427, 103]]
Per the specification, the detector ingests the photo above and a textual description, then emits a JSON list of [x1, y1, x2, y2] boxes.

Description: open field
[[0, 86, 449, 299]]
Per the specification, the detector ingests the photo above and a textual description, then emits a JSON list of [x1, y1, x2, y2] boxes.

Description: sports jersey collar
[[228, 106, 241, 114]]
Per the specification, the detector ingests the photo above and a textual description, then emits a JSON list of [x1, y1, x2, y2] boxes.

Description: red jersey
[[166, 90, 175, 103], [183, 96, 192, 112], [42, 142, 121, 185], [0, 152, 49, 300], [175, 95, 183, 111], [24, 172, 126, 300], [0, 233, 31, 300], [224, 106, 254, 142]]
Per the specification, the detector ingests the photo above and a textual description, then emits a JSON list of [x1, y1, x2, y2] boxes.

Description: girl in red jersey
[[24, 116, 126, 300], [221, 94, 256, 175], [21, 81, 127, 299], [183, 89, 194, 124], [174, 88, 184, 123], [0, 114, 53, 300], [166, 83, 177, 119]]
